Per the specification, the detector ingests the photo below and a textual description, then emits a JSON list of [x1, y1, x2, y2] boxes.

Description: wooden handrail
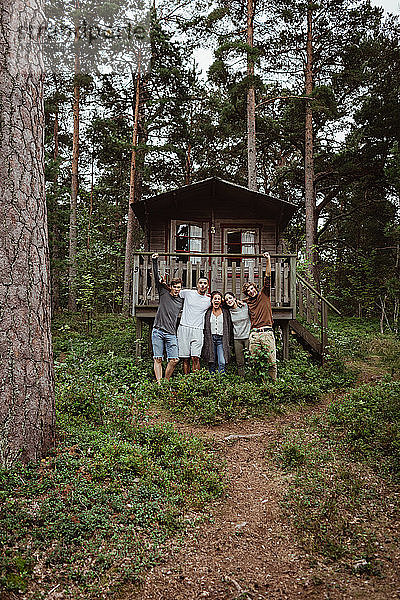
[[131, 251, 297, 258], [297, 273, 341, 315]]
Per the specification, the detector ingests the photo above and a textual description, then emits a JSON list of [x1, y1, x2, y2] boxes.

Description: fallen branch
[[47, 584, 60, 596]]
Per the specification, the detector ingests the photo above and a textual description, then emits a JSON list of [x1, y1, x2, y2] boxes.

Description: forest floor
[[122, 384, 400, 600], [3, 315, 399, 600]]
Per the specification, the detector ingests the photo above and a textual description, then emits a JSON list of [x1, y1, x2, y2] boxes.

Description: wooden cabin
[[131, 177, 336, 360]]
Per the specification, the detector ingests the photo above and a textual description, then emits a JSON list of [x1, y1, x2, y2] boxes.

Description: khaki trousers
[[234, 338, 249, 377]]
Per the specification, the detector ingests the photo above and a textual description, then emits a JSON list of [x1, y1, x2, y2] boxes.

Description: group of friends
[[151, 252, 277, 383]]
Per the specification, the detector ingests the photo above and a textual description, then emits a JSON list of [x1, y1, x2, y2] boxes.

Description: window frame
[[173, 220, 205, 262], [221, 224, 261, 265]]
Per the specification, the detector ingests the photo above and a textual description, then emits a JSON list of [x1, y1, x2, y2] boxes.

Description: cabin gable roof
[[132, 177, 297, 231]]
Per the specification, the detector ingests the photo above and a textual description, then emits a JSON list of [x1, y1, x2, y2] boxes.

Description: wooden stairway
[[289, 318, 323, 362], [291, 274, 342, 363]]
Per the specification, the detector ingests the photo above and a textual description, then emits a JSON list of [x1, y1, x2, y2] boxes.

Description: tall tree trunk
[[51, 102, 61, 314], [247, 0, 257, 191], [122, 62, 141, 315], [0, 0, 55, 468], [185, 142, 192, 185], [68, 8, 80, 311], [304, 3, 319, 286]]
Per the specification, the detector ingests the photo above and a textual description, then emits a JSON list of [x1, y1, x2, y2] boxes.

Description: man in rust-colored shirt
[[243, 252, 277, 381]]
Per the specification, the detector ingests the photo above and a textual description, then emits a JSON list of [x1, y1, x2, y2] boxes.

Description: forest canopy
[[43, 0, 399, 324]]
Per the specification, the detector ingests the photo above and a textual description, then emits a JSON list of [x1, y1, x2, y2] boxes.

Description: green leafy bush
[[327, 381, 400, 477], [0, 422, 224, 597], [272, 429, 384, 565]]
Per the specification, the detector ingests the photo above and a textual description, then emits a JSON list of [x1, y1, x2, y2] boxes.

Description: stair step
[[289, 319, 323, 358]]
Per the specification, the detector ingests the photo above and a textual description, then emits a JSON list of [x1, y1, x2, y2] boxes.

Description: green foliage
[[0, 423, 223, 596], [327, 381, 400, 478], [52, 313, 139, 359], [272, 427, 387, 565], [272, 375, 400, 567], [0, 315, 224, 598], [149, 365, 322, 425], [251, 341, 357, 391]]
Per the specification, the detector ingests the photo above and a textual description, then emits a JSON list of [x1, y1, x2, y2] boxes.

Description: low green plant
[[150, 369, 321, 425], [0, 421, 224, 597], [272, 428, 385, 565], [0, 315, 225, 598], [271, 377, 400, 570], [327, 380, 400, 478]]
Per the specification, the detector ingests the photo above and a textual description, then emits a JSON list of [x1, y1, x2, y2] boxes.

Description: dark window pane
[[177, 224, 189, 237], [227, 231, 241, 255], [176, 236, 188, 252]]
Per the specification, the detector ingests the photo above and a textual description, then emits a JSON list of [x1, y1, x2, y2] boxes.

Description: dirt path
[[122, 403, 400, 600]]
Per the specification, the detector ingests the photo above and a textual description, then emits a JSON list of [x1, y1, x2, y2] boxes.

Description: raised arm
[[152, 253, 166, 293], [261, 251, 271, 296]]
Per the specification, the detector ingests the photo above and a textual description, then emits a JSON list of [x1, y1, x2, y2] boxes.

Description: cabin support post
[[290, 255, 297, 318], [281, 321, 290, 360], [148, 322, 153, 354], [135, 317, 143, 358]]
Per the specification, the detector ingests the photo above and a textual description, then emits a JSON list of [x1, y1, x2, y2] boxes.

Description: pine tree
[[0, 0, 55, 467]]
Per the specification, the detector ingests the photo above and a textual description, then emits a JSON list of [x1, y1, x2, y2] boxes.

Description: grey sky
[[371, 0, 399, 12]]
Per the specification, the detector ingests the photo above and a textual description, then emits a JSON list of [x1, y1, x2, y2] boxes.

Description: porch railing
[[131, 252, 297, 315]]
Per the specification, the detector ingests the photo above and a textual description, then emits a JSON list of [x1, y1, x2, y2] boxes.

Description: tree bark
[[304, 3, 319, 286], [0, 0, 55, 468], [247, 0, 257, 191], [68, 9, 80, 311], [51, 103, 61, 314], [122, 62, 141, 315], [185, 142, 192, 185]]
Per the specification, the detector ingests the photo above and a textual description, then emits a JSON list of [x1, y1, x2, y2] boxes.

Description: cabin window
[[226, 229, 258, 266], [176, 223, 202, 263]]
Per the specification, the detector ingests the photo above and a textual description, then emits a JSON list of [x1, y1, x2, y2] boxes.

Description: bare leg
[[183, 358, 191, 375], [165, 358, 179, 380], [153, 358, 163, 383], [192, 356, 201, 371]]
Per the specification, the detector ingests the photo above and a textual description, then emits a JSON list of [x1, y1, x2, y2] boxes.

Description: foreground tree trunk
[[247, 0, 257, 191], [304, 3, 319, 287], [0, 0, 55, 467]]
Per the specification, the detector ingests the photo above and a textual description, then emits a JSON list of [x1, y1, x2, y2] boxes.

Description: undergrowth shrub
[[327, 380, 400, 478], [0, 423, 223, 597], [150, 369, 321, 424], [0, 315, 224, 598], [272, 429, 385, 567], [271, 377, 400, 569]]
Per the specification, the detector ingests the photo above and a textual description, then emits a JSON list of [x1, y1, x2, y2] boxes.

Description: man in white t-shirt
[[178, 277, 211, 374]]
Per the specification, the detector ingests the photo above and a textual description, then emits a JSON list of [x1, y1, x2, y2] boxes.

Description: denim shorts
[[152, 328, 179, 360]]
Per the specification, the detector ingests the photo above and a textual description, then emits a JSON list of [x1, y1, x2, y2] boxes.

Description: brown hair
[[170, 278, 183, 287], [211, 290, 223, 300], [242, 281, 256, 296]]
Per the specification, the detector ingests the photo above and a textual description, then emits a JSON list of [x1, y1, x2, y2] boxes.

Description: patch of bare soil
[[120, 402, 400, 600]]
